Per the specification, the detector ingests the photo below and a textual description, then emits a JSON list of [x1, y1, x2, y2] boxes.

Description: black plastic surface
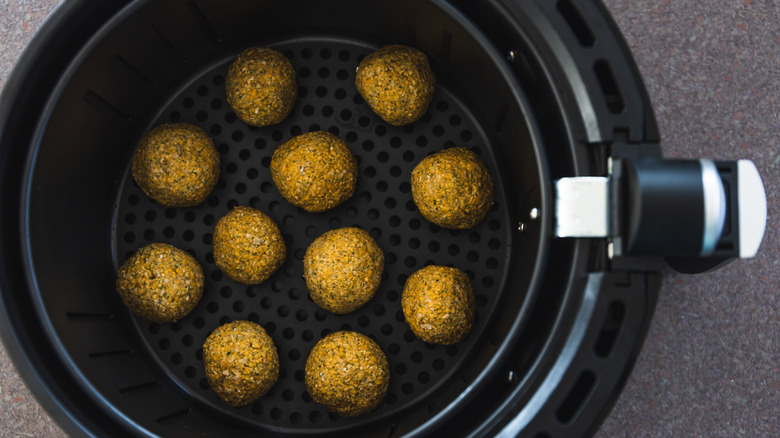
[[19, 0, 551, 436], [2, 0, 668, 437], [622, 159, 704, 256], [666, 160, 741, 273], [114, 37, 514, 433]]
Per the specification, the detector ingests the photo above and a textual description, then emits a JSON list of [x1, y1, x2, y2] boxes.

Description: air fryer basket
[[22, 0, 550, 436], [10, 0, 766, 436]]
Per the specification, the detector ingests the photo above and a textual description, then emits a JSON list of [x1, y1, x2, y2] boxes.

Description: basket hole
[[594, 59, 625, 114], [594, 301, 626, 358], [557, 0, 595, 47], [556, 370, 597, 424], [386, 252, 397, 265]]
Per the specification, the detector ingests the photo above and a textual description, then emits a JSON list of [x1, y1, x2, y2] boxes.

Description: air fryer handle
[[615, 157, 767, 272]]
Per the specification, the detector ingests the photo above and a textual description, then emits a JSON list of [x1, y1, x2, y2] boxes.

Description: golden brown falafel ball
[[202, 320, 279, 407], [355, 44, 435, 126], [411, 147, 494, 229], [303, 227, 384, 314], [271, 131, 357, 213], [226, 47, 296, 127], [116, 243, 204, 323], [131, 123, 220, 207], [213, 206, 286, 285], [402, 265, 475, 345], [305, 331, 389, 417]]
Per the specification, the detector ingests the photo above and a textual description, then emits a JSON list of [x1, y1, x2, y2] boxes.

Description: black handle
[[614, 157, 766, 273], [621, 158, 722, 256]]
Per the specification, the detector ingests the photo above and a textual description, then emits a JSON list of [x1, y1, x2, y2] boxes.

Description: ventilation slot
[[556, 370, 596, 424], [119, 381, 159, 394], [66, 312, 113, 321], [156, 408, 191, 424], [113, 55, 157, 89], [594, 301, 625, 357], [557, 0, 595, 47], [84, 91, 131, 122], [150, 25, 187, 63], [186, 1, 221, 44], [594, 60, 625, 114], [88, 349, 133, 358]]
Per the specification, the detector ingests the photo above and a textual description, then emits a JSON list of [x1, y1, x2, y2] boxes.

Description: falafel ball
[[131, 123, 220, 207], [213, 206, 286, 285], [203, 320, 279, 407], [303, 227, 384, 314], [271, 131, 357, 213], [355, 44, 435, 126], [402, 265, 475, 345], [226, 47, 296, 127], [411, 147, 494, 229], [116, 243, 204, 323], [305, 331, 389, 417]]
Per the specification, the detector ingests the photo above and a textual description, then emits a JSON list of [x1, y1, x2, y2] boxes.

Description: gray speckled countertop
[[0, 0, 777, 437]]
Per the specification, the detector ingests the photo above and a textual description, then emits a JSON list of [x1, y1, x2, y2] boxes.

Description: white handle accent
[[737, 160, 767, 258]]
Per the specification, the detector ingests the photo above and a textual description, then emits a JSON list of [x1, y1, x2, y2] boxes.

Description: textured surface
[[0, 1, 777, 437]]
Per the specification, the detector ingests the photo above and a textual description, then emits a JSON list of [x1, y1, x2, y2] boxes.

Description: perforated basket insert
[[114, 37, 512, 432]]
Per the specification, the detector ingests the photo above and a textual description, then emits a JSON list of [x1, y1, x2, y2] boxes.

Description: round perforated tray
[[114, 36, 512, 432]]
